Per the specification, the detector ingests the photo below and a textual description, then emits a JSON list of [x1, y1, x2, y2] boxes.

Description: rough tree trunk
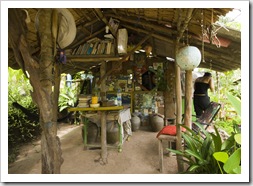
[[8, 8, 63, 174]]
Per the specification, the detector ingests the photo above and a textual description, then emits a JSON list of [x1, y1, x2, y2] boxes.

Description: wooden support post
[[164, 61, 176, 124], [100, 61, 107, 164], [158, 139, 164, 173], [184, 70, 193, 129], [174, 41, 184, 172], [100, 111, 107, 164]]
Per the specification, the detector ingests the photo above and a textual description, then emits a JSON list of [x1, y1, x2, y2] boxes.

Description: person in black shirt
[[193, 72, 215, 118]]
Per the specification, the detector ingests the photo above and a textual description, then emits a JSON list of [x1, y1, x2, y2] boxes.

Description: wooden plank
[[68, 56, 123, 63], [68, 106, 124, 112]]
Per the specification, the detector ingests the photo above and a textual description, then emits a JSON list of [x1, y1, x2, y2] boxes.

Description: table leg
[[159, 139, 164, 173], [100, 111, 107, 164]]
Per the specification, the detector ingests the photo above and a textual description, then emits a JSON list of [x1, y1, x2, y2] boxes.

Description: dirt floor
[[8, 123, 178, 175]]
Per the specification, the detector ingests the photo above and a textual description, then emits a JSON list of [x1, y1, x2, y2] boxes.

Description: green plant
[[58, 87, 77, 112], [213, 132, 241, 174], [8, 68, 41, 163], [167, 122, 221, 173], [213, 92, 241, 174], [168, 92, 242, 174]]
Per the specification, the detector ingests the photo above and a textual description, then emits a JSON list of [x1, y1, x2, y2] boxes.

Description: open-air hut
[[7, 7, 241, 174]]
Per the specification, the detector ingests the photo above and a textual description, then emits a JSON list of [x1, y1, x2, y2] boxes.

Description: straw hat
[[35, 8, 76, 49]]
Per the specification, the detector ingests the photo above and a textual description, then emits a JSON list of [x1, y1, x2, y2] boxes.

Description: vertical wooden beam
[[164, 61, 176, 124], [184, 70, 193, 129], [174, 41, 184, 172], [100, 61, 107, 164]]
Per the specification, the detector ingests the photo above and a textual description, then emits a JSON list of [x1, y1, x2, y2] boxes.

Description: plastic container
[[117, 28, 128, 54], [117, 89, 122, 106]]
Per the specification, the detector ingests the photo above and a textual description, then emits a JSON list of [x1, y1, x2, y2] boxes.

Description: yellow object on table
[[91, 96, 98, 104]]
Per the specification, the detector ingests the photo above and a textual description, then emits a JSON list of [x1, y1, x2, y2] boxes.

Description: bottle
[[117, 89, 122, 106]]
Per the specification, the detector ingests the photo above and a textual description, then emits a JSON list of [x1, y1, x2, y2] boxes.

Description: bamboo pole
[[174, 41, 184, 172], [184, 70, 193, 129]]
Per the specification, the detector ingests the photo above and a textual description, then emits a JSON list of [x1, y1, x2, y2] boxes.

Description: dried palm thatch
[[8, 8, 240, 74]]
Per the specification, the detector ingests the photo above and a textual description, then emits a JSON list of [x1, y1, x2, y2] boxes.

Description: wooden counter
[[68, 106, 127, 164]]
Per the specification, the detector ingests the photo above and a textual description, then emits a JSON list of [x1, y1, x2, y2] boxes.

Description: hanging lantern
[[176, 46, 201, 70]]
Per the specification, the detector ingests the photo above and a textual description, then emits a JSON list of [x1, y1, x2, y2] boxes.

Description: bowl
[[90, 103, 100, 108]]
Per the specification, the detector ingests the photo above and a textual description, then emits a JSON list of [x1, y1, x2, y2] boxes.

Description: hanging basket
[[176, 46, 201, 70]]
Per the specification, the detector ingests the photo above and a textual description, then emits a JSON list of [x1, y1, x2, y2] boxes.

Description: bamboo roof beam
[[121, 23, 173, 44], [105, 13, 176, 36], [94, 8, 117, 38]]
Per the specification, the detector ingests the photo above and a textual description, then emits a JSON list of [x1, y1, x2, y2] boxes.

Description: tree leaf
[[226, 92, 241, 117], [213, 152, 229, 163], [234, 133, 241, 145], [223, 148, 241, 174]]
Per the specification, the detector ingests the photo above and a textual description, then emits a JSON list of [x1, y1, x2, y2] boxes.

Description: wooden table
[[68, 106, 124, 164]]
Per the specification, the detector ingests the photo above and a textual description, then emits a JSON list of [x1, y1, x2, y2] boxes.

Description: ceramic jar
[[150, 114, 164, 132], [131, 114, 141, 131]]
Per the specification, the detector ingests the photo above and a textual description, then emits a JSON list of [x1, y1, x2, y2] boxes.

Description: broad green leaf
[[226, 92, 241, 117], [234, 133, 241, 145], [213, 152, 229, 163], [232, 166, 241, 174], [224, 148, 241, 174], [221, 135, 235, 151]]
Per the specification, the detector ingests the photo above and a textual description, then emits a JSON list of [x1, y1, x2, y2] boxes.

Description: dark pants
[[193, 96, 210, 118]]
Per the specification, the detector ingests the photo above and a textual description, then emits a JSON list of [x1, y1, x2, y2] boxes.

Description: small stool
[[157, 134, 177, 173]]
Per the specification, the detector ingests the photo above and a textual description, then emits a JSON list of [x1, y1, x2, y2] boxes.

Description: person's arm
[[209, 77, 215, 92]]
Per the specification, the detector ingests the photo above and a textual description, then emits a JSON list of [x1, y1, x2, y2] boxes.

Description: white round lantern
[[176, 46, 201, 70]]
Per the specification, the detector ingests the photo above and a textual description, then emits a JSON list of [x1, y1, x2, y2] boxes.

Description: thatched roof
[[8, 8, 241, 74]]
